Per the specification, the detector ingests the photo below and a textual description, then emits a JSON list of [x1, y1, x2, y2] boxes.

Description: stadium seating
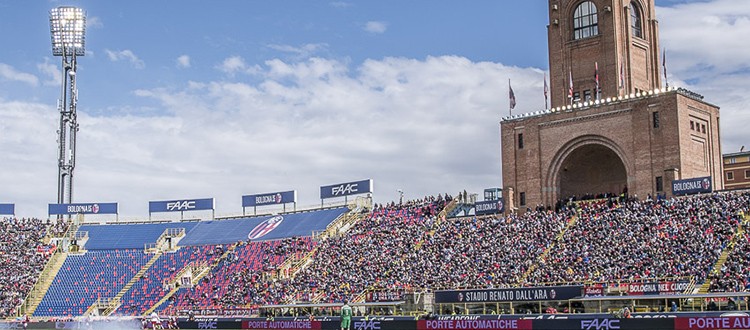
[[79, 222, 198, 250], [708, 222, 750, 292], [178, 207, 348, 246], [115, 245, 222, 316], [161, 237, 315, 312], [526, 193, 745, 285], [34, 249, 150, 317], [0, 218, 67, 318], [15, 192, 750, 318]]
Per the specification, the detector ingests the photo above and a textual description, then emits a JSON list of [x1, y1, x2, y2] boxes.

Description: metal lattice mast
[[49, 7, 86, 209]]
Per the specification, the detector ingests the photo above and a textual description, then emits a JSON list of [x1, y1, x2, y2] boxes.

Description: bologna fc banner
[[434, 286, 582, 303], [149, 198, 214, 213], [48, 203, 118, 215], [320, 179, 373, 199], [475, 199, 505, 216], [0, 203, 14, 215], [672, 176, 712, 196], [242, 190, 297, 207]]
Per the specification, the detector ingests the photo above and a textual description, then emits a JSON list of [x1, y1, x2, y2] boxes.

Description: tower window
[[652, 111, 660, 129], [518, 133, 524, 149], [573, 1, 599, 40], [583, 90, 592, 102], [656, 176, 663, 192], [630, 2, 643, 38]]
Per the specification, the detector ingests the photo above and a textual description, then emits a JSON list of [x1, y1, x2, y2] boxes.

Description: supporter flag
[[544, 72, 549, 109], [594, 62, 600, 101], [619, 59, 625, 91], [568, 71, 574, 104], [509, 79, 517, 113]]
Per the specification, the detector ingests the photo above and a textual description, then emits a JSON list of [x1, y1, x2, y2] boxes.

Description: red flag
[[594, 62, 600, 100], [568, 71, 574, 103], [619, 59, 625, 90]]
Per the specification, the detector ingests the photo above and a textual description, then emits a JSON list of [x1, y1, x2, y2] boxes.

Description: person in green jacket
[[341, 301, 353, 330]]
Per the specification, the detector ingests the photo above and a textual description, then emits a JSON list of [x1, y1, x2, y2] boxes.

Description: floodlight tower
[[49, 7, 86, 209]]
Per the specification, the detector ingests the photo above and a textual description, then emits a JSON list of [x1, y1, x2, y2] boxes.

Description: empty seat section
[[34, 249, 150, 317], [80, 222, 198, 250]]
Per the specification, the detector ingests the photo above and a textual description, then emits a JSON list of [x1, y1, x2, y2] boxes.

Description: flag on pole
[[543, 73, 549, 110], [619, 58, 625, 90], [568, 71, 574, 104], [509, 79, 517, 114], [661, 48, 669, 89], [594, 62, 600, 101]]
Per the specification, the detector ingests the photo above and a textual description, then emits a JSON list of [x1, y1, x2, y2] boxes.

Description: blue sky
[[1, 0, 748, 218]]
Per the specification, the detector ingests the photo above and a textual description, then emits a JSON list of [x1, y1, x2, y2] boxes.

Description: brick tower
[[500, 0, 723, 211]]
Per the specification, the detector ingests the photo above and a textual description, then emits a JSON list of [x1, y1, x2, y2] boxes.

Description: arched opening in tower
[[558, 144, 627, 200]]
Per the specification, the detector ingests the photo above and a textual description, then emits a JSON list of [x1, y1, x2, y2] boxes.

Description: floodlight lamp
[[50, 7, 86, 56]]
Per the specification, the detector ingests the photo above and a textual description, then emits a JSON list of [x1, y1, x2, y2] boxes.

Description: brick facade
[[723, 151, 750, 191], [500, 0, 723, 210]]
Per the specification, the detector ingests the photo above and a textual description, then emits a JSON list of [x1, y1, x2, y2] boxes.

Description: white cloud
[[104, 49, 145, 69], [267, 43, 329, 60], [657, 0, 750, 152], [0, 55, 537, 217], [2, 0, 747, 219], [176, 55, 191, 68], [37, 58, 59, 86], [0, 63, 39, 86], [364, 21, 388, 34], [87, 16, 104, 29]]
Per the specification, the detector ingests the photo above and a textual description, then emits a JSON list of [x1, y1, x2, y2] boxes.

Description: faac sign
[[581, 319, 620, 330], [149, 198, 214, 213], [320, 179, 373, 199]]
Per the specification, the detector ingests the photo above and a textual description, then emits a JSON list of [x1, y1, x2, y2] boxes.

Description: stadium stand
[[178, 207, 348, 246], [79, 222, 199, 250], [11, 192, 750, 318], [708, 219, 750, 293], [160, 237, 315, 313], [263, 195, 452, 304], [526, 192, 747, 285], [115, 245, 222, 316], [34, 249, 151, 317], [0, 218, 68, 318], [27, 206, 348, 317]]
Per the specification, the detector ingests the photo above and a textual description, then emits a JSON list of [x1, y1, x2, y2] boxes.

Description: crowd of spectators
[[526, 192, 749, 285], [7, 191, 750, 317], [707, 221, 750, 293], [159, 191, 750, 310], [0, 218, 70, 318], [163, 237, 316, 313]]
